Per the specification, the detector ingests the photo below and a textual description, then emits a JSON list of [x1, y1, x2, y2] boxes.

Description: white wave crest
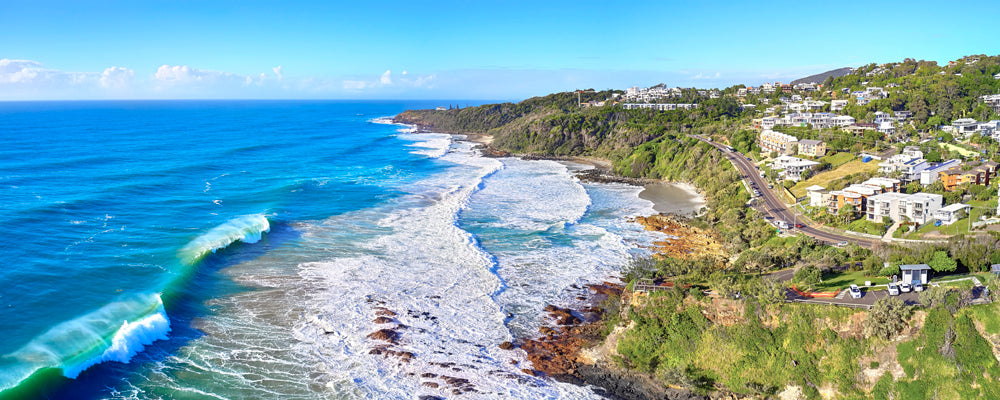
[[0, 293, 170, 391], [178, 214, 270, 265], [397, 132, 452, 158]]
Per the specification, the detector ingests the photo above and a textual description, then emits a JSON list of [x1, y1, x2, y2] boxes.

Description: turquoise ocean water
[[0, 101, 667, 399]]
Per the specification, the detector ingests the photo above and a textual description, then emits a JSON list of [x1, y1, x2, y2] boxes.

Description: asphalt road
[[691, 135, 877, 249]]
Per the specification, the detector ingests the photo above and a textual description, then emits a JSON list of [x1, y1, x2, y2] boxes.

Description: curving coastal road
[[691, 135, 877, 249]]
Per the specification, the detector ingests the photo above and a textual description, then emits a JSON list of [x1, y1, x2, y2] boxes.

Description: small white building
[[900, 264, 930, 285], [831, 99, 848, 112], [934, 203, 970, 225]]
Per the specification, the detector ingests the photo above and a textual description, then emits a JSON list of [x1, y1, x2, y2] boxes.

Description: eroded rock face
[[631, 214, 726, 260]]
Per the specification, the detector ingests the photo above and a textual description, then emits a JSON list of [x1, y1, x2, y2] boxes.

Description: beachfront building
[[759, 130, 799, 156], [934, 203, 970, 225], [798, 139, 826, 157], [771, 155, 819, 181], [865, 192, 943, 224]]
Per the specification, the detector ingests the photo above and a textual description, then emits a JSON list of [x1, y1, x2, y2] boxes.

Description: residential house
[[771, 155, 819, 181], [894, 110, 913, 121], [803, 100, 826, 111], [831, 99, 848, 112], [934, 203, 970, 225], [879, 153, 928, 182], [952, 118, 980, 136], [798, 139, 827, 157], [832, 115, 856, 127], [865, 192, 943, 224], [983, 94, 1000, 114], [761, 116, 778, 130], [759, 130, 799, 155], [877, 121, 896, 136], [919, 159, 962, 185], [994, 72, 1000, 80]]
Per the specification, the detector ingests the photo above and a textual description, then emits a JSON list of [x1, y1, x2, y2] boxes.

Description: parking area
[[785, 286, 922, 309]]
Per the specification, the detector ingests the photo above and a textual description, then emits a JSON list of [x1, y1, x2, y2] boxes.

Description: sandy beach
[[638, 182, 706, 216]]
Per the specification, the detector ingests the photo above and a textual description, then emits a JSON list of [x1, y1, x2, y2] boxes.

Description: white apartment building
[[866, 192, 943, 224]]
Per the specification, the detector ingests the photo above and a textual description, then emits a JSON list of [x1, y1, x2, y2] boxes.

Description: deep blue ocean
[[0, 101, 681, 399]]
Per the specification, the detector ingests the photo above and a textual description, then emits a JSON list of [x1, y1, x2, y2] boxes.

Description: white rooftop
[[939, 203, 969, 213]]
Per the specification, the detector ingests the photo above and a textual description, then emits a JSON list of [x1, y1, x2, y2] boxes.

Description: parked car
[[900, 282, 912, 293], [849, 284, 862, 299], [887, 284, 900, 296], [914, 283, 924, 292], [836, 241, 848, 247]]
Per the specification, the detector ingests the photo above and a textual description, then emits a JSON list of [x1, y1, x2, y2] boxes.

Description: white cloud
[[410, 74, 436, 88], [380, 70, 392, 85], [0, 59, 49, 84], [342, 80, 373, 90], [100, 66, 134, 89], [153, 65, 251, 87], [272, 66, 283, 80], [692, 72, 721, 80], [402, 70, 408, 75]]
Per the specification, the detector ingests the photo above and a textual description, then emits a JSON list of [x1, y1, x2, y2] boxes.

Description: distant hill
[[791, 67, 853, 85]]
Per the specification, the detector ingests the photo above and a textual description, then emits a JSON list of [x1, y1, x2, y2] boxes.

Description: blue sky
[[1, 0, 997, 100]]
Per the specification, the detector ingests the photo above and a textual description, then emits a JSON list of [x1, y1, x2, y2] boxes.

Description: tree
[[925, 150, 942, 163], [838, 203, 856, 225], [793, 265, 822, 288], [864, 296, 911, 340], [929, 250, 958, 273]]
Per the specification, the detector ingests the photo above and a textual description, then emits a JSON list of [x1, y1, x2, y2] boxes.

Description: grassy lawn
[[938, 142, 977, 157], [814, 269, 890, 291], [820, 152, 854, 168], [935, 278, 975, 289], [791, 159, 878, 197], [846, 219, 886, 236], [904, 218, 970, 238]]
